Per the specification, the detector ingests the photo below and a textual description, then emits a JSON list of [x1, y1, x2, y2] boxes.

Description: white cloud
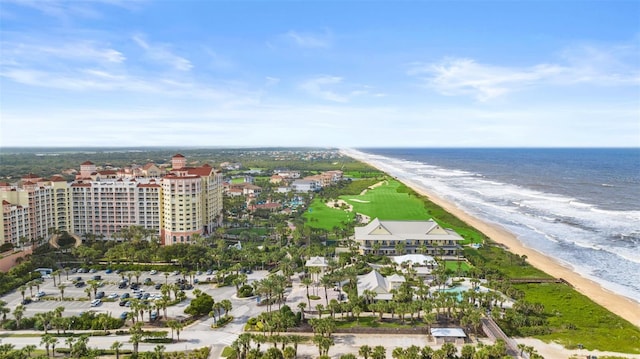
[[300, 76, 379, 103], [284, 30, 331, 48], [265, 76, 280, 86], [409, 58, 565, 101], [410, 43, 640, 101], [301, 75, 348, 102], [3, 0, 143, 21], [132, 34, 193, 71], [1, 40, 125, 64]]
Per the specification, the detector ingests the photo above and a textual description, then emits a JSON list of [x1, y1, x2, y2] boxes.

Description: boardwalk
[[481, 317, 522, 358], [509, 278, 573, 287]]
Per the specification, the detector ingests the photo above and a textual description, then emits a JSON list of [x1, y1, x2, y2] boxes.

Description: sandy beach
[[403, 178, 640, 327], [349, 153, 640, 328]]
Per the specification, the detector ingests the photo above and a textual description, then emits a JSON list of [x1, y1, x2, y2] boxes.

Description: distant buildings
[[1, 154, 223, 246]]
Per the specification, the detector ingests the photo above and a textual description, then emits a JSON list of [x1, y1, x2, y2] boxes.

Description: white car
[[90, 299, 101, 307], [107, 293, 119, 299], [150, 270, 158, 275]]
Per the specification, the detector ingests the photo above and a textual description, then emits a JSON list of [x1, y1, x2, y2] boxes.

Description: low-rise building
[[354, 218, 463, 256]]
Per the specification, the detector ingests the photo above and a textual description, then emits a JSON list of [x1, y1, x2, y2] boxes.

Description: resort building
[[354, 218, 463, 256], [356, 269, 406, 301], [1, 154, 223, 246]]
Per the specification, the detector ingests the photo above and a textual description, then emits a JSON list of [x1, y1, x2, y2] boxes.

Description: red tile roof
[[81, 161, 94, 165], [172, 154, 185, 158], [50, 176, 66, 182], [186, 166, 213, 177]]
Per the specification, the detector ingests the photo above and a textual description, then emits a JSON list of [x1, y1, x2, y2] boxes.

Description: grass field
[[514, 283, 640, 353], [444, 260, 471, 273], [304, 179, 428, 230], [340, 180, 429, 220], [304, 200, 357, 231]]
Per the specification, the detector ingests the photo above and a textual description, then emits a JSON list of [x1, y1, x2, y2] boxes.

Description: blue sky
[[1, 1, 638, 147]]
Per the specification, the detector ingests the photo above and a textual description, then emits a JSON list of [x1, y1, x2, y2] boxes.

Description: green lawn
[[444, 260, 471, 273], [513, 283, 640, 353], [340, 180, 429, 221], [333, 315, 421, 328], [304, 200, 356, 231], [304, 179, 428, 230], [304, 179, 490, 245]]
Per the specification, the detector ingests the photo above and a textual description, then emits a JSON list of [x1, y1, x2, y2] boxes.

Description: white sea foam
[[344, 148, 640, 303]]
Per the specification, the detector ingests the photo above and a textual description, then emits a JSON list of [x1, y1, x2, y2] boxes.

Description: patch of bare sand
[[359, 179, 388, 195], [515, 338, 640, 359]]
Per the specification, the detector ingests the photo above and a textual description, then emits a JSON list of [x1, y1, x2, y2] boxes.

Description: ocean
[[344, 148, 640, 305]]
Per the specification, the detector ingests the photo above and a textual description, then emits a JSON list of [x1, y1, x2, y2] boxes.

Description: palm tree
[[359, 345, 372, 359], [297, 302, 307, 321], [154, 344, 166, 359], [64, 337, 75, 353], [0, 300, 10, 322], [111, 341, 123, 359], [40, 334, 53, 357], [371, 345, 386, 359], [58, 284, 66, 300], [130, 323, 143, 356], [50, 337, 58, 357], [174, 321, 184, 341], [19, 285, 27, 301], [221, 299, 233, 319], [321, 275, 333, 307], [13, 305, 25, 328], [22, 344, 37, 358], [52, 270, 60, 286], [302, 277, 312, 307]]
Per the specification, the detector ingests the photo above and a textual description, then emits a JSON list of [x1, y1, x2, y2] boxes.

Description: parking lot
[[1, 268, 269, 323]]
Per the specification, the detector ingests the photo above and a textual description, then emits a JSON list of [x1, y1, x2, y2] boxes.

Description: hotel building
[[1, 154, 223, 247]]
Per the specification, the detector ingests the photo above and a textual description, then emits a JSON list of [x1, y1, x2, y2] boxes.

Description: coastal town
[[1, 148, 638, 359]]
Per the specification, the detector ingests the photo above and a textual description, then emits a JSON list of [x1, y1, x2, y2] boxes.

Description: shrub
[[238, 285, 254, 298]]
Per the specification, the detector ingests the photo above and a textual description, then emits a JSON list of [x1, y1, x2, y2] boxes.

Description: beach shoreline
[[346, 151, 640, 328]]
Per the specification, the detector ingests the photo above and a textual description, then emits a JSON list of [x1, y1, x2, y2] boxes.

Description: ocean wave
[[346, 148, 640, 302]]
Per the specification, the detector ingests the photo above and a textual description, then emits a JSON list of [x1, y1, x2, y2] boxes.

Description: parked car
[[150, 310, 158, 321], [105, 268, 113, 274], [36, 291, 46, 298], [92, 275, 102, 280], [108, 293, 119, 299], [21, 298, 32, 305], [150, 270, 158, 275], [119, 311, 129, 320], [75, 281, 85, 288], [90, 299, 101, 307], [120, 293, 130, 299], [119, 301, 127, 307], [154, 283, 163, 290], [95, 291, 105, 299], [118, 281, 128, 289], [143, 278, 152, 285], [89, 268, 97, 273]]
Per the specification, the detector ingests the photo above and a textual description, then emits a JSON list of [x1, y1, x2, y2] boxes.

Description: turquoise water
[[439, 285, 469, 302]]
